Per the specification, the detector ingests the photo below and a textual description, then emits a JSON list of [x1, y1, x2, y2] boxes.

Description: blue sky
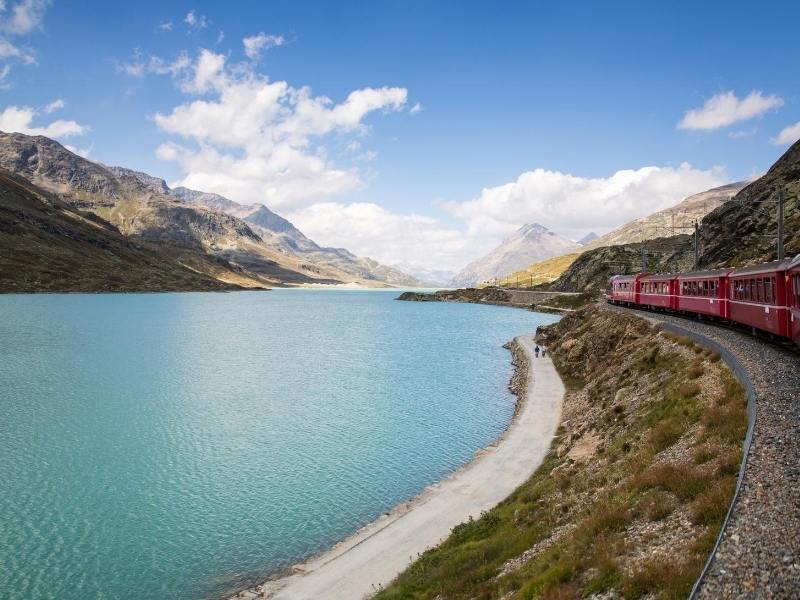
[[2, 1, 799, 272]]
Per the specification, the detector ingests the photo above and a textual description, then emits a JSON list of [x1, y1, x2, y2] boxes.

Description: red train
[[608, 254, 800, 348]]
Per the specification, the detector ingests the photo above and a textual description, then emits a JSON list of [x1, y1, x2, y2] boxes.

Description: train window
[[757, 279, 763, 303], [794, 275, 800, 308], [765, 278, 772, 303]]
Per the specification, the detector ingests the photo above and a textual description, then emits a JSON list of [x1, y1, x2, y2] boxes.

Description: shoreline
[[227, 333, 564, 600]]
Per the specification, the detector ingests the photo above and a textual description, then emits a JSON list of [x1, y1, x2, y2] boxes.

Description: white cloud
[[771, 121, 800, 146], [63, 142, 92, 158], [0, 0, 50, 84], [0, 104, 89, 138], [442, 163, 727, 241], [727, 127, 757, 139], [0, 35, 34, 64], [184, 10, 208, 30], [678, 91, 783, 131], [157, 21, 173, 32], [42, 98, 63, 113], [356, 149, 377, 161], [0, 64, 10, 88], [243, 32, 284, 60], [410, 102, 422, 114], [2, 0, 49, 35], [286, 162, 730, 272], [289, 202, 475, 272], [153, 48, 408, 209], [117, 49, 190, 79]]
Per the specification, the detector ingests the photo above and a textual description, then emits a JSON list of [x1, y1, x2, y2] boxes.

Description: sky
[[1, 0, 799, 274]]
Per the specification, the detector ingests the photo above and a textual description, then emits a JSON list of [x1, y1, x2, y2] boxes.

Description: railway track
[[605, 302, 800, 598]]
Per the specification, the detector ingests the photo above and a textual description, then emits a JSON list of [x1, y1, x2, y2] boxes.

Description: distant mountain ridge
[[172, 186, 424, 286], [451, 223, 581, 287], [549, 141, 800, 292], [583, 181, 748, 251], [0, 131, 424, 290]]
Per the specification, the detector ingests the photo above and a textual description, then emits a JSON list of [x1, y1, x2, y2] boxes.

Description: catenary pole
[[777, 189, 784, 261]]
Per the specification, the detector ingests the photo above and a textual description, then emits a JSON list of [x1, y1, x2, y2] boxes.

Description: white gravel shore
[[229, 333, 564, 600]]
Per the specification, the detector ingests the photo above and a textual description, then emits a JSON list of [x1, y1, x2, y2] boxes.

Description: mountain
[[451, 223, 581, 287], [390, 262, 455, 287], [0, 169, 238, 292], [173, 186, 425, 287], [577, 232, 599, 245], [583, 181, 748, 251], [0, 131, 423, 290], [550, 140, 800, 292]]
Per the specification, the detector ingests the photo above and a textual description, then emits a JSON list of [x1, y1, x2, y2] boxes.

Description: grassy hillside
[[0, 170, 245, 293], [488, 253, 581, 289], [375, 307, 746, 599]]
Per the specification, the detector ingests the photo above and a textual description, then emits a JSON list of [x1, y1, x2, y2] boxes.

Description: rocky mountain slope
[[173, 186, 425, 287], [451, 223, 581, 287], [0, 132, 423, 289], [0, 169, 239, 292], [550, 140, 800, 292], [583, 181, 748, 251]]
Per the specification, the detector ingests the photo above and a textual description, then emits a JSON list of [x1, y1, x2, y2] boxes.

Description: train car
[[789, 254, 800, 347], [608, 273, 646, 305], [677, 269, 733, 319], [639, 273, 678, 310], [728, 258, 793, 338]]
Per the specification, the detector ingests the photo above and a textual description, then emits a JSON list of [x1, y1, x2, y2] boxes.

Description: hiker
[[534, 345, 540, 358], [542, 348, 547, 358]]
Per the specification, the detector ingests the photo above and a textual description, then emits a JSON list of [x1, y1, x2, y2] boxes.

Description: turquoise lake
[[0, 290, 557, 600]]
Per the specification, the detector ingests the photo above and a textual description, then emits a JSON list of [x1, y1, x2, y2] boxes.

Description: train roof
[[609, 272, 647, 282], [678, 268, 734, 280], [789, 254, 800, 271], [640, 273, 678, 281], [730, 257, 795, 277]]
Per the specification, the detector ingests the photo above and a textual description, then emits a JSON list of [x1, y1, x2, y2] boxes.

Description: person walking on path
[[534, 345, 540, 358], [542, 348, 547, 358]]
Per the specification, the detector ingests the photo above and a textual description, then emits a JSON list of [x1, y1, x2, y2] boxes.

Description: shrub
[[635, 463, 707, 500], [701, 403, 746, 444], [691, 443, 717, 465], [687, 362, 705, 379], [647, 418, 686, 453], [689, 476, 736, 525], [623, 556, 701, 600], [638, 490, 676, 521], [679, 382, 701, 398]]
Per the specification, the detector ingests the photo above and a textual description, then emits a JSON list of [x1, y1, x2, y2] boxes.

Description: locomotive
[[607, 254, 800, 348]]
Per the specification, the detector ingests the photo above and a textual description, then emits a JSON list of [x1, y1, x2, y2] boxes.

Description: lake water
[[0, 290, 557, 600]]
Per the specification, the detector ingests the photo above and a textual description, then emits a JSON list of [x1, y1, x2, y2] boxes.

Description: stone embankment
[[606, 304, 799, 598], [397, 287, 584, 312]]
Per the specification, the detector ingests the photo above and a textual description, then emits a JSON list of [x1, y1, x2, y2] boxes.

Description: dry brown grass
[[689, 476, 736, 525], [635, 463, 707, 500]]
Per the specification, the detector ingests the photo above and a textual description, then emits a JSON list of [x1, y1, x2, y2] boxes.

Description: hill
[[489, 252, 581, 288], [583, 181, 748, 251], [0, 170, 240, 292], [451, 223, 580, 287], [174, 186, 424, 287], [0, 132, 423, 290]]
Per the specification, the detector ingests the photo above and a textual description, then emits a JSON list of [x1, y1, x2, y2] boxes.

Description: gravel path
[[606, 304, 800, 599]]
